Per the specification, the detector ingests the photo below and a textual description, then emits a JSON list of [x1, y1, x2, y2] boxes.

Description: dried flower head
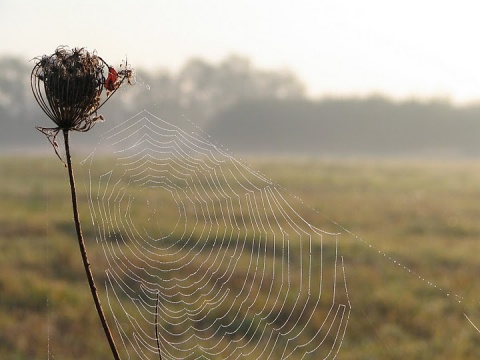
[[31, 46, 134, 159]]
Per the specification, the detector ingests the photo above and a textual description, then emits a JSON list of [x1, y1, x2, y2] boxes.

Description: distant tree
[[176, 55, 306, 123], [0, 56, 47, 150], [0, 57, 29, 116]]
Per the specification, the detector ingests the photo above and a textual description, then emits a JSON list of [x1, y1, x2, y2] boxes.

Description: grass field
[[1, 156, 480, 359]]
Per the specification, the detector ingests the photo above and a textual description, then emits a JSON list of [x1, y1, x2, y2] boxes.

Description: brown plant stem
[[63, 129, 121, 360], [155, 291, 163, 360]]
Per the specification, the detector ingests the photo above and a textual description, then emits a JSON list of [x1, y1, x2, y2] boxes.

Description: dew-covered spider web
[[83, 109, 351, 359]]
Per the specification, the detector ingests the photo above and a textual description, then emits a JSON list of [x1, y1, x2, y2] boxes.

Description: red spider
[[105, 66, 119, 92]]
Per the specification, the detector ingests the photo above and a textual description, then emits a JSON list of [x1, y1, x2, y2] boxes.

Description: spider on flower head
[[105, 60, 135, 95], [105, 66, 119, 93]]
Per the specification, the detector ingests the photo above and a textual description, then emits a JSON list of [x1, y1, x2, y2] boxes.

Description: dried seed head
[[31, 46, 134, 160], [32, 46, 106, 131]]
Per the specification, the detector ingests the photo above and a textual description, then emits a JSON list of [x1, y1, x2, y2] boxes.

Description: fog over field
[[2, 55, 480, 159]]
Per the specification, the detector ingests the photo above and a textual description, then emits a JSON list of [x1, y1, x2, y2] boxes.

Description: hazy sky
[[2, 0, 480, 103]]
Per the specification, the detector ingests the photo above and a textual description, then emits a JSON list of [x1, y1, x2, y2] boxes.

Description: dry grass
[[1, 156, 480, 359]]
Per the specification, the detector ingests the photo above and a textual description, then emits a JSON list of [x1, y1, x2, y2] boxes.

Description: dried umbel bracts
[[31, 46, 134, 159]]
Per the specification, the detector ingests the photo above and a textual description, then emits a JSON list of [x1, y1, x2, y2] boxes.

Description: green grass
[[1, 156, 480, 359]]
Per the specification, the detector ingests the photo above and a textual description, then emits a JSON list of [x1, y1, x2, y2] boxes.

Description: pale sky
[[2, 0, 480, 103]]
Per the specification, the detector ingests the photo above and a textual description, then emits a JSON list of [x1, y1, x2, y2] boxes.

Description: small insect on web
[[84, 109, 351, 359]]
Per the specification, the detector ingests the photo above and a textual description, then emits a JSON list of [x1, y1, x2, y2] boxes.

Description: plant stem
[[63, 129, 121, 360], [155, 291, 163, 360]]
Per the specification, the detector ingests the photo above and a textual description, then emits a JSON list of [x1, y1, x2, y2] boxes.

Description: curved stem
[[63, 129, 121, 360]]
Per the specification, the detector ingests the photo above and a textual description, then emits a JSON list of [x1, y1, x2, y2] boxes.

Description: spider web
[[83, 109, 351, 359]]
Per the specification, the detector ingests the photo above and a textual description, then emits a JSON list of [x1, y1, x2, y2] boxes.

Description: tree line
[[0, 54, 304, 153], [206, 96, 480, 157], [2, 54, 480, 157]]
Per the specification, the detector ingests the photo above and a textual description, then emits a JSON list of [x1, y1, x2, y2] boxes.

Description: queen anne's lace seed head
[[31, 46, 134, 160]]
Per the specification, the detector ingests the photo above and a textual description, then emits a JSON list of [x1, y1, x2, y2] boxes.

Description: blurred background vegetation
[[3, 54, 480, 157], [1, 157, 480, 358]]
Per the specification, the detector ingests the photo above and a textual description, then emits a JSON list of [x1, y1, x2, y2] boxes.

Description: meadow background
[[2, 156, 480, 359]]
